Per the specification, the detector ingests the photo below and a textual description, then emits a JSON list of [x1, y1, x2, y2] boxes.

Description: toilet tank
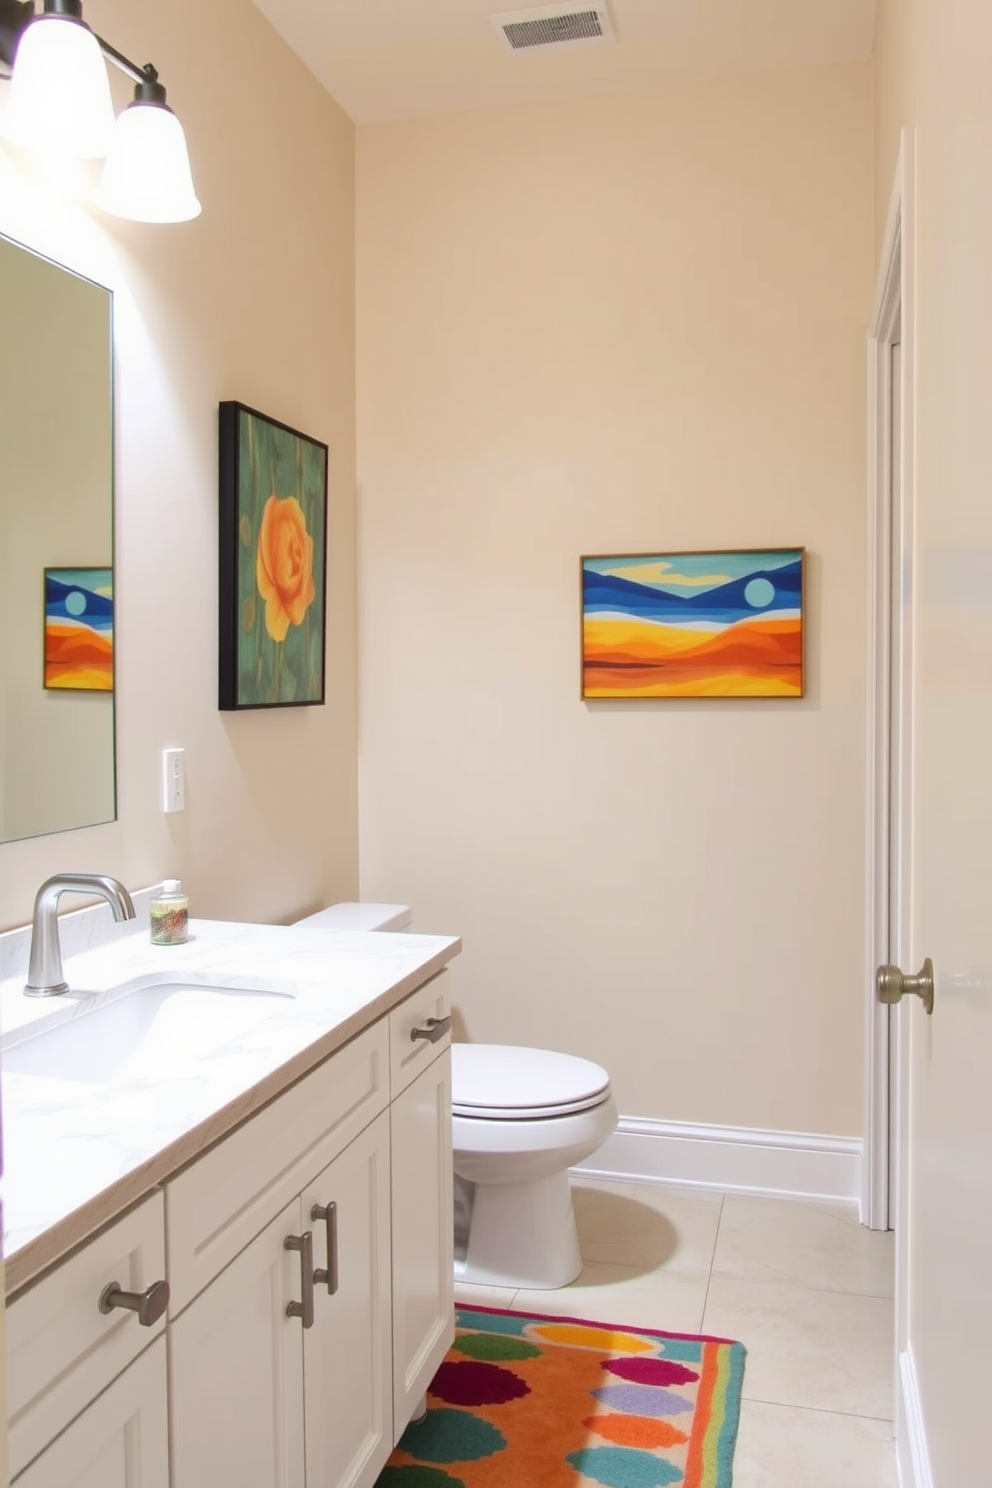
[[293, 902, 413, 932]]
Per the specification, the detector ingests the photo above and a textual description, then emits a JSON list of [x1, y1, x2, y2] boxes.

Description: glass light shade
[[3, 15, 115, 158], [96, 101, 201, 223]]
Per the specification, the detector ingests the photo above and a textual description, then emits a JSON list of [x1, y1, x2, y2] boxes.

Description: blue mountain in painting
[[583, 559, 802, 627], [46, 575, 114, 629]]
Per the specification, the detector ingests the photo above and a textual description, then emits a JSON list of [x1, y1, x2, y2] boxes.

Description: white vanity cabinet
[[5, 966, 455, 1487], [166, 967, 454, 1487]]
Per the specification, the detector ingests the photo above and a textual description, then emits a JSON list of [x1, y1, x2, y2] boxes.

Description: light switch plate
[[162, 748, 185, 813]]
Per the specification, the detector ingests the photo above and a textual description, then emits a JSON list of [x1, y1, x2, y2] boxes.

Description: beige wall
[[357, 63, 875, 1136], [873, 0, 918, 246], [0, 0, 358, 932]]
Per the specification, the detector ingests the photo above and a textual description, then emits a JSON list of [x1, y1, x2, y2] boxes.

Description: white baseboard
[[572, 1115, 862, 1203], [896, 1348, 933, 1488]]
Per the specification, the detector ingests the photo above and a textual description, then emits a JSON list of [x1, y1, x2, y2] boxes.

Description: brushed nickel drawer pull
[[99, 1278, 169, 1328], [311, 1201, 338, 1295], [284, 1230, 315, 1328], [410, 1015, 452, 1044]]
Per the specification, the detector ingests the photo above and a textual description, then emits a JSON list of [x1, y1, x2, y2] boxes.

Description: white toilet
[[451, 1042, 617, 1289], [293, 902, 618, 1290]]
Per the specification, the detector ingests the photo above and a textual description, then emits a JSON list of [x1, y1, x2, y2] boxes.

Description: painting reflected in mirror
[[0, 233, 115, 843]]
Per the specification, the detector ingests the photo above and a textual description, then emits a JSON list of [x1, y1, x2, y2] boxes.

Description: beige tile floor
[[453, 1178, 898, 1487]]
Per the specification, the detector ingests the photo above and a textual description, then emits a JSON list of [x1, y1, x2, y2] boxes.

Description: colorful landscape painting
[[43, 568, 114, 691], [218, 402, 328, 709], [582, 549, 804, 699]]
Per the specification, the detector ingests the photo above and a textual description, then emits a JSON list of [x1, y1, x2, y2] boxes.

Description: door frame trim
[[864, 130, 917, 1232]]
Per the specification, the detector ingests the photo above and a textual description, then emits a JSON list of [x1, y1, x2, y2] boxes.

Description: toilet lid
[[452, 1044, 611, 1120]]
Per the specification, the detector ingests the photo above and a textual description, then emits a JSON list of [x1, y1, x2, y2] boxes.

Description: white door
[[896, 94, 992, 1486], [868, 129, 921, 1472], [390, 1050, 455, 1430], [874, 116, 992, 1483], [866, 136, 916, 1243], [168, 1198, 306, 1488], [301, 1112, 393, 1488], [14, 1340, 168, 1488]]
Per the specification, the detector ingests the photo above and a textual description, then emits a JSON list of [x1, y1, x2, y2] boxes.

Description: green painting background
[[237, 410, 327, 706]]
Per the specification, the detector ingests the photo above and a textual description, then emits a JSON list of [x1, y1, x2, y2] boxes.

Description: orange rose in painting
[[255, 495, 315, 642]]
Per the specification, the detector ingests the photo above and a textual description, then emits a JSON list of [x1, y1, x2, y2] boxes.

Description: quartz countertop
[[0, 916, 460, 1294]]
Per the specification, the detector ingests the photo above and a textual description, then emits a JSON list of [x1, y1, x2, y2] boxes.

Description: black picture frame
[[218, 401, 328, 710]]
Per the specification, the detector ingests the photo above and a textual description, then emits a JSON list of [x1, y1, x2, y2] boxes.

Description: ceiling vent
[[489, 4, 616, 54]]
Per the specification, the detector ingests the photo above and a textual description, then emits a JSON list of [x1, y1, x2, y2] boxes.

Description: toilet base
[[454, 1169, 582, 1289]]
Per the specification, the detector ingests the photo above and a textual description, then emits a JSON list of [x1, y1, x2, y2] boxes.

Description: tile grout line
[[739, 1395, 897, 1426], [699, 1190, 725, 1332]]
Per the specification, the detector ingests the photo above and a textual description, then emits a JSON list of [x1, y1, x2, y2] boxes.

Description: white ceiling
[[252, 0, 878, 126]]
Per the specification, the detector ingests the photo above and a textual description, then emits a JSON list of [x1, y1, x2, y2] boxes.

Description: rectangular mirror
[[0, 232, 116, 842]]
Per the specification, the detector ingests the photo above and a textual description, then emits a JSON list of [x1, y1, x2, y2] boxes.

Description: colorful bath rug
[[378, 1305, 746, 1488]]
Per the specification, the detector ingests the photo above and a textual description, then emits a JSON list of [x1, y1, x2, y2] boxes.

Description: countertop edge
[[5, 945, 458, 1298]]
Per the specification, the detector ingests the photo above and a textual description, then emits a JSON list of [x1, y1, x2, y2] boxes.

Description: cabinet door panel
[[13, 1338, 168, 1488], [169, 1199, 305, 1488], [7, 1192, 166, 1479], [167, 1020, 389, 1314], [391, 1052, 455, 1429], [301, 1111, 393, 1488]]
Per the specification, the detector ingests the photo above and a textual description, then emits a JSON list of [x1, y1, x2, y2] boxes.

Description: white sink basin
[[3, 978, 294, 1085]]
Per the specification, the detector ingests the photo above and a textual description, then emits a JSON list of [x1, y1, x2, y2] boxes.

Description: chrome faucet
[[25, 874, 136, 998]]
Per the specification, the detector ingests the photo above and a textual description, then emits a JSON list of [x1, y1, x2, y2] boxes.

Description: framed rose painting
[[218, 402, 328, 709]]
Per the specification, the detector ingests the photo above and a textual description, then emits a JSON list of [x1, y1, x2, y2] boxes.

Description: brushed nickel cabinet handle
[[411, 1015, 452, 1044], [311, 1201, 338, 1295], [284, 1230, 315, 1328], [99, 1278, 169, 1328]]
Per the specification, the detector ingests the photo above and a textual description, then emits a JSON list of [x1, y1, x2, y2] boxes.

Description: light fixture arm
[[0, 0, 32, 75], [95, 39, 164, 103], [0, 0, 165, 102]]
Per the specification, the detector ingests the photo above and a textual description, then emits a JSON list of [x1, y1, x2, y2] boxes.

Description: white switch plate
[[162, 748, 185, 813]]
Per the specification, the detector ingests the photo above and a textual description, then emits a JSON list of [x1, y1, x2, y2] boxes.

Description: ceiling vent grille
[[490, 5, 616, 54]]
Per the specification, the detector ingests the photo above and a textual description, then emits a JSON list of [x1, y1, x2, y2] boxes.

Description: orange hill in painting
[[45, 622, 113, 690], [583, 615, 802, 698]]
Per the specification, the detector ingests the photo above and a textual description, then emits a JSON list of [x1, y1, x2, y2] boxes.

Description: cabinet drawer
[[7, 1192, 166, 1481], [389, 970, 452, 1097], [166, 1018, 389, 1315]]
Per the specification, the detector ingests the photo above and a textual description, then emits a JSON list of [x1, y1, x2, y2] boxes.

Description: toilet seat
[[452, 1043, 611, 1120]]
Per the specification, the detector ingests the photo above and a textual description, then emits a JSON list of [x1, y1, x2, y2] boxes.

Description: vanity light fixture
[[1, 0, 113, 156], [95, 57, 200, 223], [0, 0, 200, 222]]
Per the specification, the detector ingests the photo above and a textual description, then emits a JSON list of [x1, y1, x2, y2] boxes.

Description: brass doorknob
[[876, 958, 934, 1015]]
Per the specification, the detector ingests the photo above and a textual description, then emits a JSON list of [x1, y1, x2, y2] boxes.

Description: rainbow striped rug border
[[378, 1303, 746, 1488]]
